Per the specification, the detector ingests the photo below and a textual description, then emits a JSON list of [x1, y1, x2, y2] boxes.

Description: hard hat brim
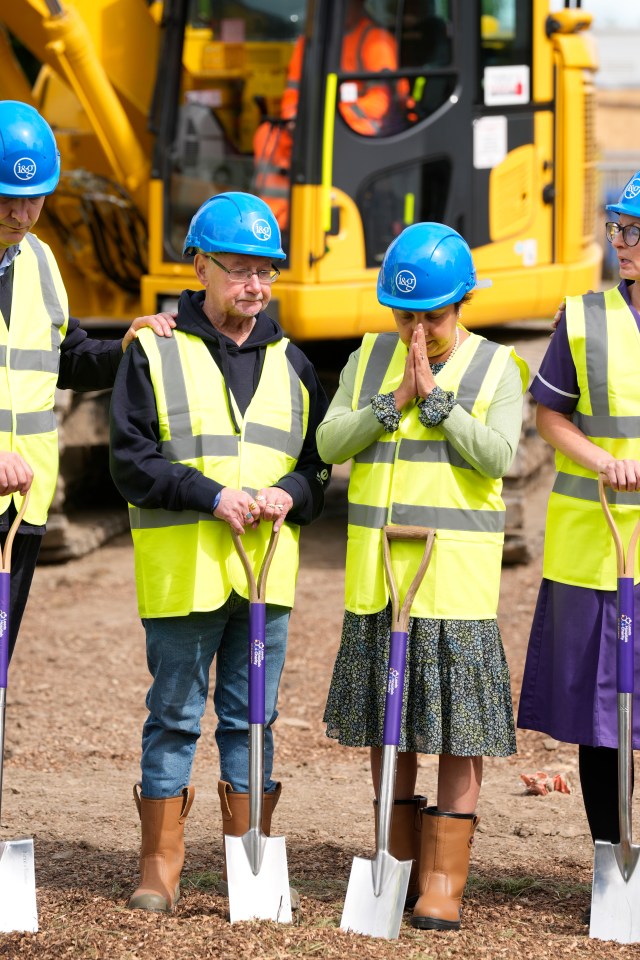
[[0, 170, 59, 197]]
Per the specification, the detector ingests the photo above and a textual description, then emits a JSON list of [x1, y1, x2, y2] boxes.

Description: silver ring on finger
[[274, 503, 283, 511]]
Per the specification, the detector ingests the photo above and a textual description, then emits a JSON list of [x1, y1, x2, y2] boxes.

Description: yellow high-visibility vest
[[0, 234, 69, 524], [129, 329, 309, 617], [544, 288, 640, 588], [346, 331, 527, 619]]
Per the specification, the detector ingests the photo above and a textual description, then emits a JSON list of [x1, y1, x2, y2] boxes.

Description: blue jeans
[[140, 592, 290, 798]]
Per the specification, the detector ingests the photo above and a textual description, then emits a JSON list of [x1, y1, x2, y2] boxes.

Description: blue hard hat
[[0, 100, 60, 197], [606, 170, 640, 218], [377, 222, 489, 310], [183, 192, 286, 259]]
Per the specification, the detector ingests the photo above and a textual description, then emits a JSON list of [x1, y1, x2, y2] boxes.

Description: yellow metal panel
[[489, 145, 536, 242], [317, 188, 366, 282], [532, 0, 553, 103]]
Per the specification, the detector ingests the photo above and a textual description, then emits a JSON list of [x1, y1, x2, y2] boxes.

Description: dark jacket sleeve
[[109, 342, 222, 512], [275, 345, 331, 526], [57, 317, 124, 391]]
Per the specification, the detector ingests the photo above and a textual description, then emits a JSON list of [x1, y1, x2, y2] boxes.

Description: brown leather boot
[[411, 806, 478, 931], [374, 794, 427, 907], [128, 782, 195, 913], [217, 780, 299, 907]]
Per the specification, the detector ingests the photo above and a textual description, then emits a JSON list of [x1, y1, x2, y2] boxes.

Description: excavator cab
[[2, 0, 601, 337]]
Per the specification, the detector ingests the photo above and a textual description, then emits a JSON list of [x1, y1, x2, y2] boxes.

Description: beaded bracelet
[[370, 392, 402, 432], [418, 385, 456, 427]]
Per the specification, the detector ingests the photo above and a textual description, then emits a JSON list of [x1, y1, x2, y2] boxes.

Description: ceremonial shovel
[[590, 475, 640, 944], [226, 527, 291, 923], [341, 524, 435, 939], [0, 490, 37, 933]]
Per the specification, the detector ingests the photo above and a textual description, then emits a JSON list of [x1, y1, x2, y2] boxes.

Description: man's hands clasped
[[213, 486, 293, 534]]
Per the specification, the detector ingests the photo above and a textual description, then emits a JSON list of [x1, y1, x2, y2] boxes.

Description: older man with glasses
[[109, 191, 330, 914]]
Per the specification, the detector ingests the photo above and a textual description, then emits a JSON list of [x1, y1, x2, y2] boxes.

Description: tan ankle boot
[[128, 782, 195, 913], [217, 780, 299, 907], [411, 806, 478, 931], [374, 794, 427, 906]]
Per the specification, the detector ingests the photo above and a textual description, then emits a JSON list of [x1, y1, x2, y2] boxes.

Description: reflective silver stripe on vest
[[129, 507, 218, 529], [455, 339, 501, 413], [153, 337, 194, 460], [10, 348, 60, 374], [348, 501, 505, 533], [245, 355, 305, 458], [583, 292, 609, 416], [24, 234, 66, 333], [571, 411, 640, 440], [0, 235, 65, 374], [357, 334, 398, 409], [391, 502, 505, 533], [355, 434, 466, 467], [162, 435, 239, 461], [0, 408, 56, 437], [348, 502, 388, 528], [552, 471, 640, 506], [397, 438, 470, 470], [16, 410, 57, 434], [353, 440, 396, 464]]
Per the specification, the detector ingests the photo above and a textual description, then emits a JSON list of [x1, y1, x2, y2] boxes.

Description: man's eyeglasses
[[205, 255, 280, 284], [605, 221, 640, 247]]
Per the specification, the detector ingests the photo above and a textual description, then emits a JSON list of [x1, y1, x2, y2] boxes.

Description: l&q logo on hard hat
[[13, 157, 37, 181], [396, 269, 417, 293], [624, 177, 640, 199], [253, 219, 272, 242]]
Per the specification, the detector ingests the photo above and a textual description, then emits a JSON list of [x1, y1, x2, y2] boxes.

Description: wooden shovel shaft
[[382, 525, 436, 633]]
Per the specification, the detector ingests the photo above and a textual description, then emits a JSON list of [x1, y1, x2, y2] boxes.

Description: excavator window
[[190, 1, 306, 40]]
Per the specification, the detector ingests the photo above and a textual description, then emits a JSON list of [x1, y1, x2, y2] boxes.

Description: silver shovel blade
[[225, 833, 292, 923], [340, 851, 411, 939], [0, 838, 37, 933], [590, 840, 640, 943]]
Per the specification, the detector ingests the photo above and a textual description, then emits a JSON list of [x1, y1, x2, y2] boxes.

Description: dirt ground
[[0, 447, 638, 960]]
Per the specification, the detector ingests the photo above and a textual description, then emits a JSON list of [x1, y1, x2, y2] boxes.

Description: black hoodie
[[109, 290, 330, 525]]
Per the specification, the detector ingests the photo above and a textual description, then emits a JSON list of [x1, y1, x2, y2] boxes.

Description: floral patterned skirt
[[323, 607, 516, 757]]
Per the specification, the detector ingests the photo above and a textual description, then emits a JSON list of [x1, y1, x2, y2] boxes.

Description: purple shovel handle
[[617, 576, 634, 695], [382, 630, 407, 746], [248, 602, 266, 724], [0, 572, 8, 690]]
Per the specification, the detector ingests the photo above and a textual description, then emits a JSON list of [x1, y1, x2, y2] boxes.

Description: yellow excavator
[[2, 0, 600, 336], [0, 0, 601, 559]]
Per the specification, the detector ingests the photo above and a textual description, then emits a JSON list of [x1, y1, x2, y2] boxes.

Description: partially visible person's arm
[[537, 405, 640, 490], [58, 314, 175, 391]]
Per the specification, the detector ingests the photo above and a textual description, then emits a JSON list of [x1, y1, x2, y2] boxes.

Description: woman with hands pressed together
[[518, 172, 640, 901], [317, 223, 528, 931]]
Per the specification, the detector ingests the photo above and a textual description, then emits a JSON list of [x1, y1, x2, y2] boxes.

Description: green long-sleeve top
[[316, 341, 525, 478]]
